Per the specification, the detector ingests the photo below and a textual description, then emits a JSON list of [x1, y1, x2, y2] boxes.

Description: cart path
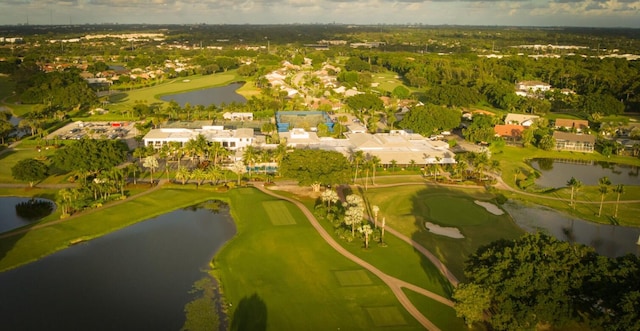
[[253, 183, 453, 331]]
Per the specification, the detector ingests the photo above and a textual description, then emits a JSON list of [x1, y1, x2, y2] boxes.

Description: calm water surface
[[530, 158, 639, 187], [160, 82, 246, 107], [0, 202, 236, 331], [505, 201, 640, 257], [0, 197, 54, 233]]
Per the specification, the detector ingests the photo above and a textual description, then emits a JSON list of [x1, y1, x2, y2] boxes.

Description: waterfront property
[[552, 131, 596, 153]]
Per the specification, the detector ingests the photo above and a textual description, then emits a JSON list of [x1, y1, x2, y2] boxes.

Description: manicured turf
[[216, 188, 425, 330], [403, 289, 468, 331], [262, 200, 296, 225], [363, 185, 524, 281], [334, 269, 373, 286], [365, 306, 407, 327]]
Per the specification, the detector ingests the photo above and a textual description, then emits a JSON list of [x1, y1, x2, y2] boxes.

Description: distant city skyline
[[0, 0, 638, 28]]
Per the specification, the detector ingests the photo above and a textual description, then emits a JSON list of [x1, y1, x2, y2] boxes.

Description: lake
[[0, 196, 55, 233], [505, 201, 640, 257], [160, 82, 247, 107], [529, 158, 639, 187], [0, 201, 236, 331]]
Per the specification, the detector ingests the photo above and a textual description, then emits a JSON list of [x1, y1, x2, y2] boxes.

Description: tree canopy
[[11, 158, 49, 187], [52, 139, 128, 176], [454, 233, 640, 331], [279, 149, 351, 188], [399, 104, 461, 136]]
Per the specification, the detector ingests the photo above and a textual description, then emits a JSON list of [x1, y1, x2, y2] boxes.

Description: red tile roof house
[[494, 124, 525, 144], [552, 131, 596, 153], [554, 119, 589, 133]]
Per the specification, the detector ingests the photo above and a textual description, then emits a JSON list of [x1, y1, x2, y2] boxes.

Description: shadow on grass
[[230, 293, 267, 331], [0, 228, 28, 271]]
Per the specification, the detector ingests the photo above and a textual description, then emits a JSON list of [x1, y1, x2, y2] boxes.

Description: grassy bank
[[0, 185, 225, 272]]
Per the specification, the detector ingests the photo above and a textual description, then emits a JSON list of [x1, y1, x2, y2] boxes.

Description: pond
[[0, 201, 236, 331], [529, 158, 639, 187], [504, 201, 640, 258], [160, 82, 247, 107], [0, 197, 55, 233]]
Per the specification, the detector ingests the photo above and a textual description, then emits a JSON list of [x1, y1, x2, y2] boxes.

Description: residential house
[[554, 119, 589, 132], [515, 81, 552, 98], [504, 113, 540, 127], [494, 124, 525, 143], [552, 131, 596, 153], [223, 112, 254, 121]]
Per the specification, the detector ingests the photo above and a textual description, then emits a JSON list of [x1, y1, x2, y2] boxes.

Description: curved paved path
[[252, 183, 453, 331]]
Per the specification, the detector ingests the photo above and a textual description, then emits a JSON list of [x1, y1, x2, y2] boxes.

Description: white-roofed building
[[143, 126, 254, 151]]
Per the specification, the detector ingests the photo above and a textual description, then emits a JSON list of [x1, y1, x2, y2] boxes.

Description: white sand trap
[[425, 222, 464, 239], [474, 200, 504, 215]]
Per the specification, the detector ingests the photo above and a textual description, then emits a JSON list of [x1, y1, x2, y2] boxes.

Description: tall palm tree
[[143, 155, 159, 185], [208, 142, 225, 166], [175, 166, 190, 185], [613, 184, 624, 218], [370, 155, 381, 185], [597, 176, 611, 217], [350, 150, 365, 184], [566, 177, 582, 209], [242, 145, 258, 179]]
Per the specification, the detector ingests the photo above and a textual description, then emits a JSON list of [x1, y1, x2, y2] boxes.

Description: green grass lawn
[[215, 187, 428, 330], [361, 185, 524, 281]]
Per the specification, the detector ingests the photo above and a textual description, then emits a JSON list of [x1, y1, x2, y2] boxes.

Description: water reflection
[[530, 158, 639, 187], [504, 201, 640, 257], [160, 82, 246, 107], [0, 201, 236, 331], [0, 197, 55, 233]]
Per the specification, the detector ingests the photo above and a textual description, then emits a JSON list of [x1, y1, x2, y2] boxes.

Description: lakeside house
[[552, 131, 596, 153], [515, 81, 551, 97]]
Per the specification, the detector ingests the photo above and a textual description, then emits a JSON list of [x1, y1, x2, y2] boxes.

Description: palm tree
[[126, 163, 140, 185], [191, 168, 206, 188], [208, 142, 225, 166], [370, 155, 381, 185], [566, 177, 582, 209], [372, 205, 380, 229], [143, 155, 159, 185], [175, 166, 190, 185], [243, 145, 258, 179], [514, 167, 521, 184], [206, 165, 222, 185], [613, 184, 624, 218], [597, 176, 611, 217], [350, 150, 365, 184], [390, 159, 397, 172]]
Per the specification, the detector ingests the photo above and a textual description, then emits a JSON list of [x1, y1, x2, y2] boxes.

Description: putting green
[[334, 269, 373, 286], [425, 196, 489, 226], [262, 201, 297, 225], [366, 306, 407, 327]]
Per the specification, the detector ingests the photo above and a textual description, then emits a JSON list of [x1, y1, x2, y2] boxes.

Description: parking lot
[[48, 121, 140, 150]]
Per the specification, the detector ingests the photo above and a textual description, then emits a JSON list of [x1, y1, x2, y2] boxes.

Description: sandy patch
[[266, 184, 322, 198], [425, 222, 464, 239], [474, 200, 504, 215]]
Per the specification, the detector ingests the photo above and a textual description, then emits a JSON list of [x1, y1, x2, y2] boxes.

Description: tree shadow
[[230, 293, 267, 331]]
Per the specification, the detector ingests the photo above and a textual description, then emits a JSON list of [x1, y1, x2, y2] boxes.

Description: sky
[[0, 0, 638, 28]]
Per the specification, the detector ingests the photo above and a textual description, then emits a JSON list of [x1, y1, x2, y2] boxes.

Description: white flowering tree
[[321, 189, 340, 209], [343, 194, 364, 236], [358, 224, 373, 248]]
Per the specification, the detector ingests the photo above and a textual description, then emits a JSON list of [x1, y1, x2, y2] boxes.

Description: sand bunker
[[425, 222, 464, 239], [474, 200, 504, 215]]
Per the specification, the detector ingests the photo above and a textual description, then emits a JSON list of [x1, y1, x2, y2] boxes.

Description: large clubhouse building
[[143, 125, 456, 166]]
